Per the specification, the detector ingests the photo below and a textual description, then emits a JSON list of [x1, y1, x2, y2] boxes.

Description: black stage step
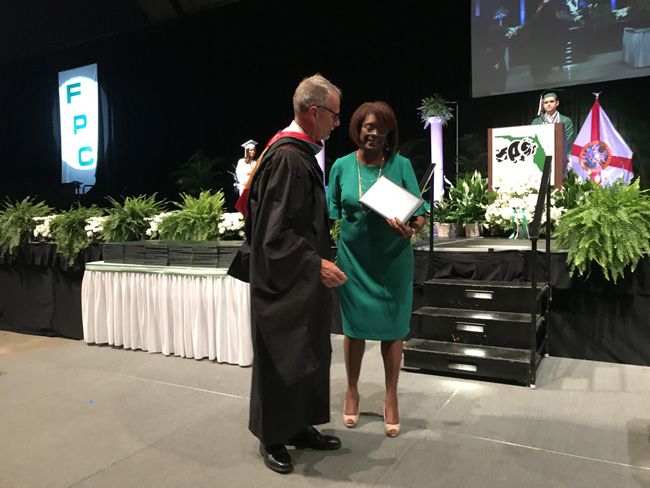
[[402, 338, 542, 385], [424, 279, 546, 314], [413, 307, 544, 349]]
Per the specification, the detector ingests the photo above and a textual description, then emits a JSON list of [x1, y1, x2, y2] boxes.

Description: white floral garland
[[485, 171, 565, 232], [33, 211, 245, 241]]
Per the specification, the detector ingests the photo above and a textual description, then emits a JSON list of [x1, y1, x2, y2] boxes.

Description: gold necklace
[[357, 153, 385, 214]]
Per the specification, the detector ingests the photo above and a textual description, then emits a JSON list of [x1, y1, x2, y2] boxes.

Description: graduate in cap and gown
[[235, 139, 258, 195], [531, 90, 574, 148]]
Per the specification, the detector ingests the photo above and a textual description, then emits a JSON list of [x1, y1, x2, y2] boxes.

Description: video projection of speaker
[[471, 0, 650, 98], [58, 63, 98, 193]]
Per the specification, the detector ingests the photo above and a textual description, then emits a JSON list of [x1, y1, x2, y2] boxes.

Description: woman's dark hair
[[349, 101, 399, 158]]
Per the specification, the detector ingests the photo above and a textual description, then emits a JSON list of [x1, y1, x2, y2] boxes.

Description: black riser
[[424, 284, 545, 314], [416, 314, 546, 349], [403, 349, 532, 385]]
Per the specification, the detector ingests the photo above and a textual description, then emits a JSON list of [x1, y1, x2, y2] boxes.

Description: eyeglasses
[[362, 124, 389, 136], [317, 105, 341, 122]]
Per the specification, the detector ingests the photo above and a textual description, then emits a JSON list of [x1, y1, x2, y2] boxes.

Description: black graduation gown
[[229, 135, 333, 445]]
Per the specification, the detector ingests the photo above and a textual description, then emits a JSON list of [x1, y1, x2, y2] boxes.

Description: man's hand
[[320, 259, 347, 288]]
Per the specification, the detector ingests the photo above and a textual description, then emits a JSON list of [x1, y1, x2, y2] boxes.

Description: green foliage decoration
[[553, 179, 650, 283], [174, 151, 228, 197], [432, 199, 453, 223], [446, 171, 489, 224], [0, 197, 53, 258], [101, 194, 167, 242], [158, 190, 225, 241], [552, 168, 598, 211], [330, 219, 341, 246], [417, 94, 454, 126], [50, 204, 103, 265]]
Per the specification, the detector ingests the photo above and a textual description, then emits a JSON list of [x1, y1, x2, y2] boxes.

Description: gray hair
[[292, 74, 342, 115]]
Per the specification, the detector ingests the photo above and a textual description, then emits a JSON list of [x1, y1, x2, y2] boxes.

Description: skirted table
[[623, 27, 650, 68], [82, 261, 253, 366]]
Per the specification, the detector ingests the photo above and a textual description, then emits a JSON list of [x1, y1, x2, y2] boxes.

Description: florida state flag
[[570, 98, 633, 186]]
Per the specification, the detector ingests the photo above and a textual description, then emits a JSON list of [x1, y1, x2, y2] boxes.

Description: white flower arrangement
[[145, 212, 174, 239], [33, 215, 58, 240], [485, 170, 565, 233], [218, 212, 245, 240], [85, 216, 106, 239]]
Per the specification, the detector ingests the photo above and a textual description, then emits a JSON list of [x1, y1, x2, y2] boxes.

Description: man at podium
[[531, 90, 574, 149]]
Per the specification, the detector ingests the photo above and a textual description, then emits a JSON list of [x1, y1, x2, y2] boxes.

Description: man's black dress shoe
[[286, 426, 342, 451], [259, 443, 293, 474]]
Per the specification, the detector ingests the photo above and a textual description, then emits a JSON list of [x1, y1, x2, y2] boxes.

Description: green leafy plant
[[432, 199, 453, 223], [554, 179, 650, 282], [0, 197, 53, 258], [101, 194, 167, 242], [50, 204, 103, 264], [330, 219, 341, 246], [174, 150, 229, 196], [417, 94, 454, 126], [411, 211, 431, 246], [158, 190, 225, 241], [446, 171, 489, 224], [552, 168, 598, 211]]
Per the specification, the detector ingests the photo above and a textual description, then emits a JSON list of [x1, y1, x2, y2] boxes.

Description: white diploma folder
[[358, 176, 425, 223]]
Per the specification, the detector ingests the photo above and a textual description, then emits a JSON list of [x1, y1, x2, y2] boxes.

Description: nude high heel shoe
[[343, 399, 359, 428], [383, 407, 400, 438]]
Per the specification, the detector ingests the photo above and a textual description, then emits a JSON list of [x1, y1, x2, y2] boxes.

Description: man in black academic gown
[[229, 74, 347, 474]]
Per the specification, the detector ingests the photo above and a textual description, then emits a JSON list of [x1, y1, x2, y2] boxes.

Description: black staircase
[[404, 156, 554, 387]]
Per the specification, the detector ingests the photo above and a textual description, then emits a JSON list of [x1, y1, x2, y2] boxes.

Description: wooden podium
[[488, 123, 567, 190]]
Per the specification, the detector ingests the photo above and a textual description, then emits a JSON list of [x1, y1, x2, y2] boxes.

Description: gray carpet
[[1, 333, 650, 488]]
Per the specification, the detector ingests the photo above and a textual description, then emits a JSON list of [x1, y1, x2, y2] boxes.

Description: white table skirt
[[82, 262, 252, 366], [623, 27, 650, 68]]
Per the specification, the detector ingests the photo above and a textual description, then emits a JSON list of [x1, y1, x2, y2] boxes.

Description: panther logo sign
[[495, 137, 538, 164]]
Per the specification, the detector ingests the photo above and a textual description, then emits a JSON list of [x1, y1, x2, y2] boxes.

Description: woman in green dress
[[327, 102, 426, 438]]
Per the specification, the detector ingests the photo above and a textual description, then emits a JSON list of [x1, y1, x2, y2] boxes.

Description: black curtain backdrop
[[0, 243, 102, 339], [0, 0, 648, 210]]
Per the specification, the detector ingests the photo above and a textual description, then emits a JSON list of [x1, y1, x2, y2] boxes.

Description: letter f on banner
[[67, 82, 81, 103]]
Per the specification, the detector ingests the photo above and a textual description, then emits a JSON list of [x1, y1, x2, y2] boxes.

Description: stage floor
[[2, 331, 649, 487], [418, 236, 552, 252]]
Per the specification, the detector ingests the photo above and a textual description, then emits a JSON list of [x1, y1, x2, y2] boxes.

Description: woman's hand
[[386, 218, 415, 239]]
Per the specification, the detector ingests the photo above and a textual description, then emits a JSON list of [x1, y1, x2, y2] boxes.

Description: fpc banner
[[59, 63, 98, 191]]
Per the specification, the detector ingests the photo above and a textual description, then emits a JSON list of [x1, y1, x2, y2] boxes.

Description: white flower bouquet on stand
[[485, 169, 565, 238]]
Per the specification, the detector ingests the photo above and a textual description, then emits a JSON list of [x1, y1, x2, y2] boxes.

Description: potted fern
[[158, 190, 225, 241], [418, 94, 454, 127], [418, 94, 454, 202], [554, 179, 650, 283], [101, 194, 167, 242], [0, 197, 53, 261], [50, 204, 103, 265]]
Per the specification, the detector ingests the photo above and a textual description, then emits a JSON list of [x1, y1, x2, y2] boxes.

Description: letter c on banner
[[79, 147, 94, 166]]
